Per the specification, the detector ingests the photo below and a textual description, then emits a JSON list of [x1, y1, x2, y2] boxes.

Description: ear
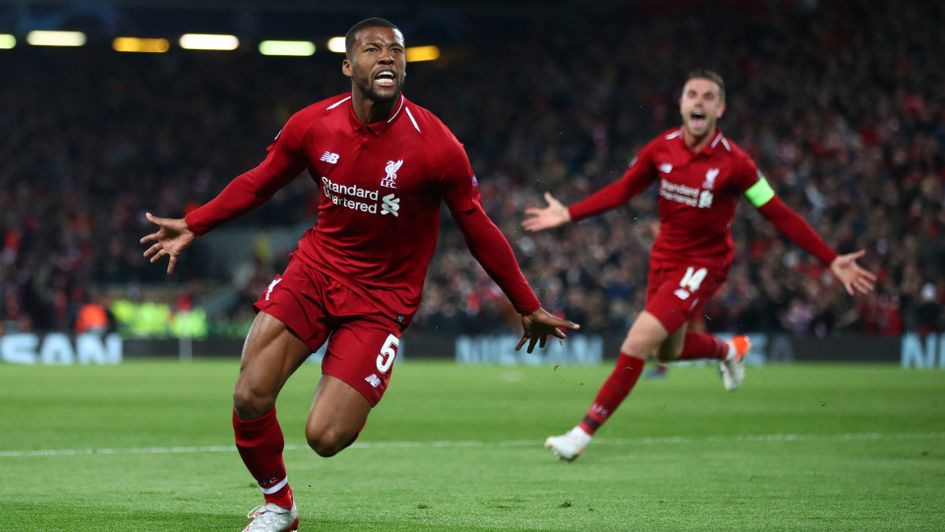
[[716, 100, 726, 119], [342, 58, 352, 78]]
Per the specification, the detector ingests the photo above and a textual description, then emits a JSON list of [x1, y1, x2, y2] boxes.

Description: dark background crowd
[[1, 0, 943, 337]]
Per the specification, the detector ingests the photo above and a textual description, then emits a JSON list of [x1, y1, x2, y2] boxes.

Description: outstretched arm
[[566, 166, 653, 222], [140, 213, 195, 275], [523, 154, 654, 232], [142, 115, 307, 273], [756, 195, 876, 295], [183, 163, 300, 236], [452, 204, 580, 352], [185, 115, 309, 235]]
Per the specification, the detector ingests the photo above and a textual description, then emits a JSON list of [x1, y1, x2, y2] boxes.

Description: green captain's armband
[[744, 175, 775, 207]]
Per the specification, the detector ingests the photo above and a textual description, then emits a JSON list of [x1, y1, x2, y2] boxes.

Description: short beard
[[358, 78, 402, 103]]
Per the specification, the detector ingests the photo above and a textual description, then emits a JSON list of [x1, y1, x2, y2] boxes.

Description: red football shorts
[[644, 263, 726, 333], [254, 258, 403, 406]]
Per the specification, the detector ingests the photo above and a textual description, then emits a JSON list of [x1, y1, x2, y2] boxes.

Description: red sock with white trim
[[676, 332, 731, 360], [233, 408, 293, 509], [578, 353, 645, 435]]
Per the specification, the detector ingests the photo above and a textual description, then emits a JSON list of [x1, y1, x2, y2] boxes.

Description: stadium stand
[[1, 0, 942, 337]]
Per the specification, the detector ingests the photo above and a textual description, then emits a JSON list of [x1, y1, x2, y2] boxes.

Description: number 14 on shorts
[[674, 266, 707, 301]]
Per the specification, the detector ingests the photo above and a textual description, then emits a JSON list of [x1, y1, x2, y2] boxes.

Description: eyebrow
[[362, 39, 403, 48]]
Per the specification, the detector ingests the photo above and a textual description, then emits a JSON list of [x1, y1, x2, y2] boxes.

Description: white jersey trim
[[665, 128, 683, 140], [327, 95, 351, 110], [387, 95, 406, 123], [710, 132, 723, 148], [720, 137, 731, 152], [404, 107, 421, 133]]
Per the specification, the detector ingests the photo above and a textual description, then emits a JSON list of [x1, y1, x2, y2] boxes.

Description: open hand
[[515, 307, 581, 353], [140, 212, 195, 275], [830, 249, 877, 295], [522, 192, 571, 232]]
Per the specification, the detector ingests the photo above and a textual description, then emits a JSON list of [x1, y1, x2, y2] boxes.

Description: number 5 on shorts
[[376, 334, 400, 374]]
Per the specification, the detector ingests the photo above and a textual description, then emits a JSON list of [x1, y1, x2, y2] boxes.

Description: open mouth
[[690, 110, 707, 127], [374, 69, 396, 88]]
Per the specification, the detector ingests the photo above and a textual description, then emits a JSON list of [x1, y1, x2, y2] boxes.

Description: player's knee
[[305, 426, 356, 458], [232, 383, 275, 419], [620, 336, 651, 359]]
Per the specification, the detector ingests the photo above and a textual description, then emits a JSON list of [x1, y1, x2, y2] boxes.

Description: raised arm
[[744, 167, 876, 295], [141, 114, 308, 273], [523, 146, 655, 232], [184, 118, 309, 235]]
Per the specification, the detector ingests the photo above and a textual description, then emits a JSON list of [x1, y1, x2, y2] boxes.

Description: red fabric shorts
[[254, 258, 404, 406], [644, 263, 726, 333]]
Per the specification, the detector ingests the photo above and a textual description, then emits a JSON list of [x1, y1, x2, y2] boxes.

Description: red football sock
[[579, 353, 645, 435], [676, 332, 729, 360], [233, 408, 293, 509]]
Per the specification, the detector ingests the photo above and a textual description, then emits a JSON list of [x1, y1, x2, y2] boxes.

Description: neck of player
[[683, 126, 716, 153], [351, 90, 398, 124]]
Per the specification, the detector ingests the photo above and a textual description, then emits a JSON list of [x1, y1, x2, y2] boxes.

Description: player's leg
[[670, 303, 750, 391], [545, 310, 669, 461], [654, 322, 687, 362], [651, 268, 751, 390], [675, 330, 749, 362], [673, 310, 745, 362], [235, 259, 333, 531], [305, 375, 371, 457], [234, 311, 315, 418], [233, 311, 313, 531], [305, 311, 402, 457]]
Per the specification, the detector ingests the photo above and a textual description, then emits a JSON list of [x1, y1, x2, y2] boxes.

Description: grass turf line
[[0, 360, 943, 530]]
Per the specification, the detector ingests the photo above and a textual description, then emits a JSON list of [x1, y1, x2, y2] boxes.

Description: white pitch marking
[[1, 432, 942, 458]]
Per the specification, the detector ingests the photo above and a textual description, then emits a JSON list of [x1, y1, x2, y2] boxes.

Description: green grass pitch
[[1, 360, 944, 530]]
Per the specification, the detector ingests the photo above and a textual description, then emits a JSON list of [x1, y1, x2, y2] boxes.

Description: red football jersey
[[570, 128, 760, 272], [187, 93, 506, 324]]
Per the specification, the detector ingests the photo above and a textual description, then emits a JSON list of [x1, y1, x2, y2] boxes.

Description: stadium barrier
[[4, 331, 941, 367], [0, 332, 122, 365]]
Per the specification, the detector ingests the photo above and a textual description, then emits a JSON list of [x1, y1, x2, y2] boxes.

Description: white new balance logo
[[320, 151, 340, 164], [380, 193, 400, 217], [265, 278, 282, 301], [365, 374, 382, 388]]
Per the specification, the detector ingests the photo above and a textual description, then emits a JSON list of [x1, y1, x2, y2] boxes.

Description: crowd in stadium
[[1, 0, 943, 337]]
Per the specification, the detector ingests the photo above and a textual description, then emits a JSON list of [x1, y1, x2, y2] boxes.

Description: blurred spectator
[[75, 293, 111, 334], [914, 283, 944, 337], [2, 0, 943, 337]]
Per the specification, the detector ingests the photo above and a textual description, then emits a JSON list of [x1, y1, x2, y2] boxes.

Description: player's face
[[679, 78, 725, 139], [343, 26, 406, 104]]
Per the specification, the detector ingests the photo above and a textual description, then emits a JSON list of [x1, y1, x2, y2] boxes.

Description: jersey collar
[[677, 127, 729, 156], [349, 94, 406, 136]]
